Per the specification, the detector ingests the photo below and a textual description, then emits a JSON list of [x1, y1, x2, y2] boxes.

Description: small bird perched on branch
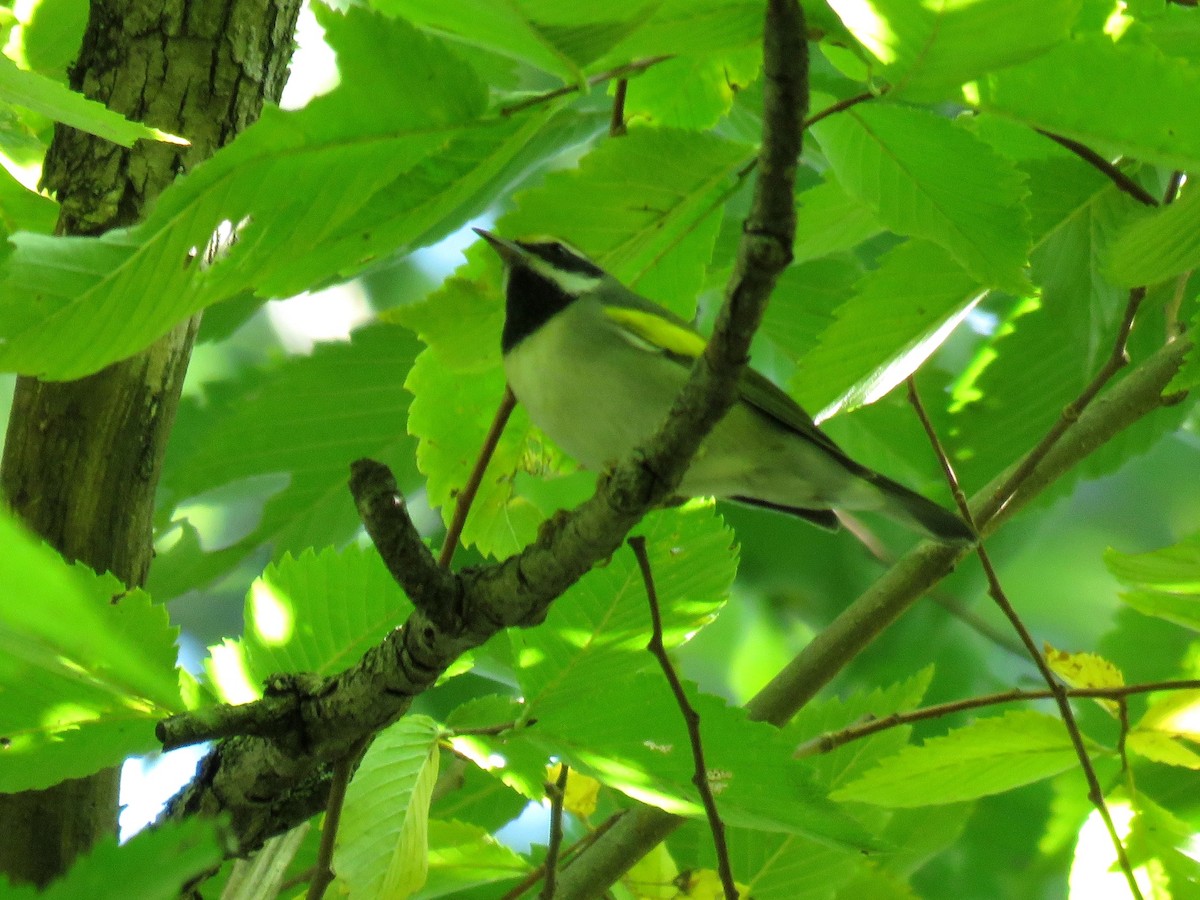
[[476, 229, 974, 545]]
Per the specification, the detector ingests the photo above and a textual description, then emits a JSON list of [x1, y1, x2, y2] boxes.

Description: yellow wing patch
[[604, 307, 707, 360]]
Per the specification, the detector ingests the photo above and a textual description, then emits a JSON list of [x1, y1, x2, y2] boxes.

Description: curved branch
[[162, 0, 808, 857]]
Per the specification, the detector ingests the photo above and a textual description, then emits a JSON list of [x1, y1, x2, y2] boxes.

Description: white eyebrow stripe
[[527, 257, 603, 294]]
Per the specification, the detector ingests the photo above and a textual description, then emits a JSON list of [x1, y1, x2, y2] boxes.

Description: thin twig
[[447, 721, 519, 738], [610, 79, 629, 136], [979, 287, 1146, 523], [794, 678, 1200, 756], [907, 379, 1144, 900], [629, 537, 737, 900], [1163, 170, 1186, 205], [1036, 130, 1159, 207], [438, 386, 517, 569], [500, 56, 672, 117], [540, 764, 571, 899], [501, 812, 627, 900], [803, 90, 876, 128], [306, 737, 368, 900]]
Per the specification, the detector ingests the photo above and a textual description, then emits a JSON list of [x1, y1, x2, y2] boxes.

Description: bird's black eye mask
[[519, 240, 605, 277]]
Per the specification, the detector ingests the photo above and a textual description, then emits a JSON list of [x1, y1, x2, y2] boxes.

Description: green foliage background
[[1, 0, 1199, 897]]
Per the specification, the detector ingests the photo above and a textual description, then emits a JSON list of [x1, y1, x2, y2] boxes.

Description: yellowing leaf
[[680, 869, 751, 898], [1044, 644, 1124, 715], [547, 763, 600, 818], [623, 842, 680, 900]]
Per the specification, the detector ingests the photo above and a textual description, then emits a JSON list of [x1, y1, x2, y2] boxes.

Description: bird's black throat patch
[[501, 266, 578, 353]]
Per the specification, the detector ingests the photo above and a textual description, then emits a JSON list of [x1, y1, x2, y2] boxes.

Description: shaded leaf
[[1106, 186, 1200, 288], [1106, 535, 1200, 632], [151, 324, 421, 599], [812, 101, 1029, 292], [38, 819, 221, 900]]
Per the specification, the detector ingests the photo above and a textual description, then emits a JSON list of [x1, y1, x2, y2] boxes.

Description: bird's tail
[[867, 472, 976, 545]]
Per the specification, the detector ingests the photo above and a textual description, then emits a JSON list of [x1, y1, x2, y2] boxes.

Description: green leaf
[[527, 671, 875, 850], [501, 127, 752, 313], [1167, 305, 1200, 394], [514, 505, 737, 707], [834, 866, 920, 900], [207, 546, 414, 702], [1106, 186, 1200, 288], [1139, 3, 1200, 65], [445, 696, 555, 801], [598, 0, 765, 65], [1123, 793, 1200, 895], [0, 54, 185, 147], [828, 0, 1079, 101], [719, 827, 866, 900], [150, 324, 421, 600], [0, 10, 494, 379], [38, 818, 222, 900], [0, 165, 58, 235], [0, 511, 183, 791], [291, 104, 596, 300], [977, 35, 1200, 171], [760, 256, 862, 372], [620, 49, 760, 131], [831, 711, 1084, 807], [419, 820, 531, 899], [948, 183, 1131, 491], [388, 255, 505, 371], [370, 0, 649, 83], [430, 744, 528, 832], [15, 0, 89, 78], [335, 716, 442, 899], [792, 175, 883, 264], [792, 239, 982, 418], [812, 101, 1030, 292], [1105, 535, 1200, 632], [785, 668, 933, 791], [405, 343, 547, 559], [391, 0, 764, 82]]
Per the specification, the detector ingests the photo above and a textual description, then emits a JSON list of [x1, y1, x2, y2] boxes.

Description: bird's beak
[[472, 228, 527, 267]]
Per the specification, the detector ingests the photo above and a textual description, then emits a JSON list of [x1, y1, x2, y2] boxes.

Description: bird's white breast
[[503, 301, 683, 470]]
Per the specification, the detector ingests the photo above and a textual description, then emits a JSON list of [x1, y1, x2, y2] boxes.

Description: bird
[[474, 228, 975, 545]]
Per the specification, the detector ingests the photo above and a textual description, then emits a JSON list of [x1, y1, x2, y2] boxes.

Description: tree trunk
[[0, 0, 300, 885]]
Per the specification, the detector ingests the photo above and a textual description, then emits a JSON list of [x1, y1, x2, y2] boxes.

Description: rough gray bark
[[0, 0, 300, 886]]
